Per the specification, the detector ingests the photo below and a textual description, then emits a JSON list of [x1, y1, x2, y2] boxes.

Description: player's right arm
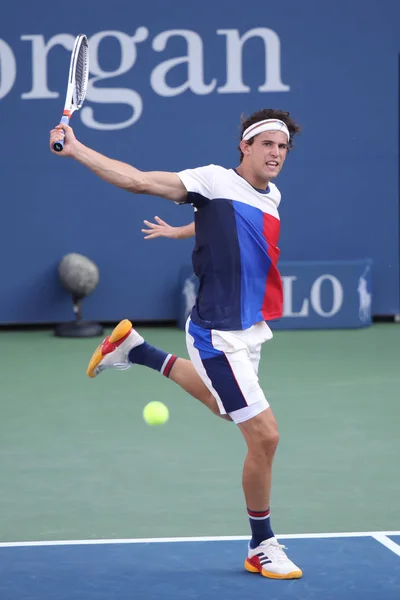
[[49, 123, 187, 203]]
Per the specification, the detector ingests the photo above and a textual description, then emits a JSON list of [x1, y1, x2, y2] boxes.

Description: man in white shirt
[[50, 108, 302, 579]]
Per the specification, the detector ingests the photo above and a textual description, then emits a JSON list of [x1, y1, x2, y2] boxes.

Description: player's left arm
[[142, 217, 195, 240]]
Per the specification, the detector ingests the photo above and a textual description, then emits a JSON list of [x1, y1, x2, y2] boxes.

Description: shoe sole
[[244, 558, 302, 580], [86, 319, 133, 378]]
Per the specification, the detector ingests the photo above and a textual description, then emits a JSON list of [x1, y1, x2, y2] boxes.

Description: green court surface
[[0, 324, 399, 543]]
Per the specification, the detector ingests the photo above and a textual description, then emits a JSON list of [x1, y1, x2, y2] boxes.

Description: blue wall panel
[[0, 0, 399, 322]]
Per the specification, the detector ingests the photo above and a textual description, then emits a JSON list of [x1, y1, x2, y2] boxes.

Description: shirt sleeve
[[175, 164, 217, 207]]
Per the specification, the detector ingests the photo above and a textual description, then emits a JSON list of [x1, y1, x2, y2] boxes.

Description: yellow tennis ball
[[143, 401, 169, 426]]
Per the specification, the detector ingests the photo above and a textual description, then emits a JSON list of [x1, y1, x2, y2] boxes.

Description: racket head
[[66, 33, 89, 112]]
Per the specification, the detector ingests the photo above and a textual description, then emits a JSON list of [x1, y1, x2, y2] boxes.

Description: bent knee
[[240, 411, 280, 454], [259, 428, 280, 453]]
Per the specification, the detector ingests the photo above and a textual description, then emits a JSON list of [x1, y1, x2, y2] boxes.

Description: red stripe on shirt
[[261, 213, 283, 320]]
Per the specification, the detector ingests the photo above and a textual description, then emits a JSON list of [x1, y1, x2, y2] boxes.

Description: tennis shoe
[[244, 537, 302, 579], [86, 319, 144, 378]]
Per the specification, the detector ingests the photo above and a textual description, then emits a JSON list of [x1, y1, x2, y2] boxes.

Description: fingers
[[141, 221, 159, 240], [154, 216, 168, 226], [143, 220, 158, 229], [50, 123, 72, 138], [50, 127, 64, 138], [54, 123, 72, 133], [49, 122, 75, 154], [141, 228, 159, 235], [142, 217, 173, 240], [143, 217, 168, 228], [142, 231, 161, 239], [141, 222, 161, 239]]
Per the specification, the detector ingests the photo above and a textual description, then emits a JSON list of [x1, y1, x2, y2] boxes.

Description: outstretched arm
[[142, 216, 195, 240], [49, 123, 187, 203]]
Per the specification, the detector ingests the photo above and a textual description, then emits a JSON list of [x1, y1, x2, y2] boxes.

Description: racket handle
[[53, 115, 70, 152]]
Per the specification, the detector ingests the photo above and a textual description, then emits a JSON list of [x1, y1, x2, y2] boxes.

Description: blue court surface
[[1, 532, 400, 600]]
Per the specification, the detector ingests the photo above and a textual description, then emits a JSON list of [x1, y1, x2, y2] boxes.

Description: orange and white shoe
[[86, 319, 144, 378], [244, 537, 302, 579]]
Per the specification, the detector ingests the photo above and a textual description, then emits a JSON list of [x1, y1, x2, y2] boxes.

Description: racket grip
[[53, 115, 70, 152]]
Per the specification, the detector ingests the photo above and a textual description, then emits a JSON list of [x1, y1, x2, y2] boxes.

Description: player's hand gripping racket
[[53, 34, 89, 152]]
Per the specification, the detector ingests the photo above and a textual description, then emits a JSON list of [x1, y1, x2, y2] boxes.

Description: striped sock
[[247, 507, 274, 548], [128, 342, 178, 378]]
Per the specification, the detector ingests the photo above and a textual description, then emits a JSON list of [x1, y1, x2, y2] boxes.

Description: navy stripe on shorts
[[188, 320, 248, 413]]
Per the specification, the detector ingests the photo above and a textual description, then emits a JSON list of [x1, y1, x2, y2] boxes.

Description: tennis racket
[[53, 34, 89, 152]]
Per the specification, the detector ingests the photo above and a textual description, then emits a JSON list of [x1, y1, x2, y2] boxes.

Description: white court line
[[372, 534, 400, 557], [1, 531, 400, 549]]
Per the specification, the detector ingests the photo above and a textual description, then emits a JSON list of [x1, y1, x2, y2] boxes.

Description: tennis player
[[50, 108, 302, 579]]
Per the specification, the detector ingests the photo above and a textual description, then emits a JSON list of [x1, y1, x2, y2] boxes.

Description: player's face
[[245, 131, 289, 182]]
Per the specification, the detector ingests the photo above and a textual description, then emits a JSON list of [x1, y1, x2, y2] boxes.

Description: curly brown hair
[[238, 108, 301, 162]]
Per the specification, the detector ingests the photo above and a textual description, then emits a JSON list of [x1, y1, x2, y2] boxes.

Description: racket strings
[[73, 41, 89, 107]]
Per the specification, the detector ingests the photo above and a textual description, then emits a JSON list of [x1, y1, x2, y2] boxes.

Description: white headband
[[242, 119, 290, 142]]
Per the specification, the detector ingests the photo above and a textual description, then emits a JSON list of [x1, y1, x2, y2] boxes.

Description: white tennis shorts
[[185, 317, 273, 424]]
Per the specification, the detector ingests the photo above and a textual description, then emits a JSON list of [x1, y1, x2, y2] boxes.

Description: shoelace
[[259, 540, 289, 564]]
